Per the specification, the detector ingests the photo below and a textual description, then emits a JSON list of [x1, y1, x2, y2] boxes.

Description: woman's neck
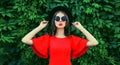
[[55, 28, 66, 38]]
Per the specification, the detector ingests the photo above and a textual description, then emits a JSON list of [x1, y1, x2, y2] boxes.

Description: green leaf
[[85, 8, 93, 14], [103, 5, 112, 12], [83, 0, 91, 3], [92, 3, 101, 8]]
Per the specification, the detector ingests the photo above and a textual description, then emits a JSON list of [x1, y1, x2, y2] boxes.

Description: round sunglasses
[[55, 16, 67, 21]]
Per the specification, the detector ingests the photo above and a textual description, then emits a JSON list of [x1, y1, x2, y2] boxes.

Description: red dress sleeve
[[31, 34, 50, 58], [71, 35, 89, 59]]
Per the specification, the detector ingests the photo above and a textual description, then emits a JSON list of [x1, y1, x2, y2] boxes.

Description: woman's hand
[[38, 21, 48, 29], [72, 21, 83, 29]]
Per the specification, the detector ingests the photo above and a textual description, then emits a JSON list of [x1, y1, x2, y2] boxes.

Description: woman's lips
[[59, 23, 63, 26]]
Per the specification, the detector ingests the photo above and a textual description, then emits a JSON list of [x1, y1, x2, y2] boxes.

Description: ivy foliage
[[0, 0, 120, 65]]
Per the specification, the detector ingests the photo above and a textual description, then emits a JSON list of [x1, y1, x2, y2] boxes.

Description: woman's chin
[[56, 26, 65, 29]]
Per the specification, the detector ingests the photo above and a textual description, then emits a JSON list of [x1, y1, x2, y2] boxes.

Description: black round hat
[[47, 6, 73, 23]]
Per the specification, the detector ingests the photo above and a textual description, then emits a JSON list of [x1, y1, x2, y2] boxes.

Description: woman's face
[[54, 12, 67, 29]]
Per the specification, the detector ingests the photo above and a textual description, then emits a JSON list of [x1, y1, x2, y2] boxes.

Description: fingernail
[[43, 22, 47, 24], [76, 23, 78, 25]]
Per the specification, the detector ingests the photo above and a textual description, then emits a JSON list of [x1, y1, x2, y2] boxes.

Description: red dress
[[31, 34, 89, 65]]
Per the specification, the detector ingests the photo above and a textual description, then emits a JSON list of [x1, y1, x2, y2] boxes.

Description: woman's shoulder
[[35, 34, 50, 39], [70, 35, 81, 39], [41, 34, 50, 37]]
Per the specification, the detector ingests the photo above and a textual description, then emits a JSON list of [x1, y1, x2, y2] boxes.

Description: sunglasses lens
[[62, 16, 67, 21], [55, 16, 67, 21], [55, 16, 60, 21]]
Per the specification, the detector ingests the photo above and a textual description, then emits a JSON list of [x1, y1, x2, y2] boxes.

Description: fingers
[[42, 21, 47, 24], [72, 22, 79, 25], [42, 21, 48, 24]]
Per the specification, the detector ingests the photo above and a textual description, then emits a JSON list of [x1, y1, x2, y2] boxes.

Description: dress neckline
[[54, 36, 67, 39]]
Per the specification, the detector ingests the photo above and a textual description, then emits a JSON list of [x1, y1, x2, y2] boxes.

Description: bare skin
[[55, 12, 66, 38], [22, 12, 98, 46], [72, 22, 98, 46]]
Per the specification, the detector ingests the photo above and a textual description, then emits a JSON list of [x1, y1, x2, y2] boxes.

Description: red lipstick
[[59, 23, 63, 26]]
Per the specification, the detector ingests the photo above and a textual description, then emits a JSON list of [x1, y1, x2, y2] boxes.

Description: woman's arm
[[73, 22, 98, 47], [21, 21, 48, 45]]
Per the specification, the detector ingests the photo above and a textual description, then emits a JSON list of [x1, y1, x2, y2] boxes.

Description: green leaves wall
[[0, 0, 120, 65]]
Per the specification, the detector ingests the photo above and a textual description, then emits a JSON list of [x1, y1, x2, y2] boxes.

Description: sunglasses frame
[[55, 16, 67, 22]]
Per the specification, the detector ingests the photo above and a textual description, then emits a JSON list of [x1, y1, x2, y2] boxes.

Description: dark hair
[[48, 11, 70, 37]]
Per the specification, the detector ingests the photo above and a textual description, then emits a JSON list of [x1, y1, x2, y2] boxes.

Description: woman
[[21, 6, 98, 65]]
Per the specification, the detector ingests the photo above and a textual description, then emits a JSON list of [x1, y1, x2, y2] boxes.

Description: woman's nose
[[59, 19, 62, 22]]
